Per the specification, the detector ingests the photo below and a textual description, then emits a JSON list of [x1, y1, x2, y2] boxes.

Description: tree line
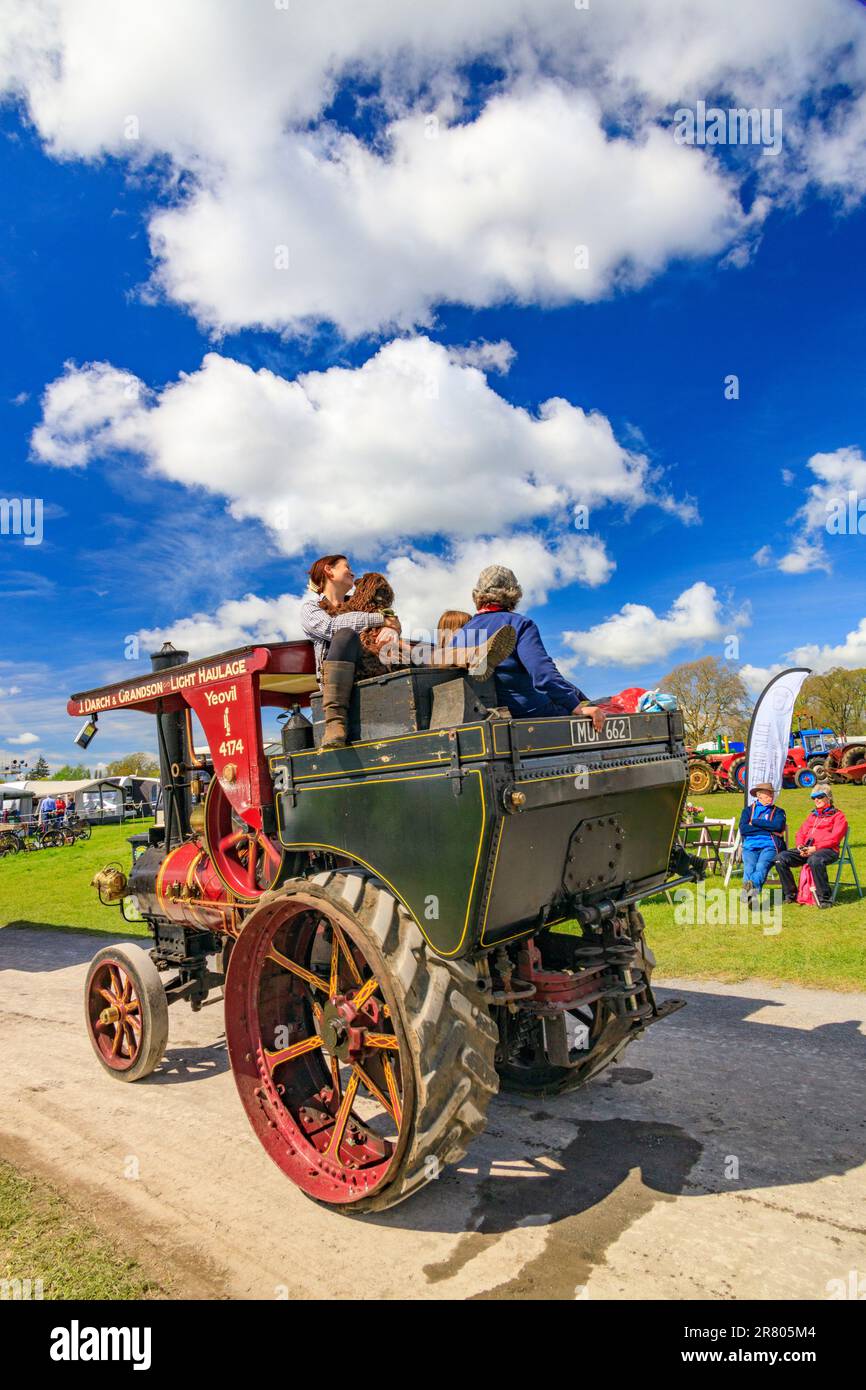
[[661, 657, 866, 746], [22, 753, 160, 782]]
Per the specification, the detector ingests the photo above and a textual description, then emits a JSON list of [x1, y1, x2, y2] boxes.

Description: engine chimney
[[151, 641, 191, 848]]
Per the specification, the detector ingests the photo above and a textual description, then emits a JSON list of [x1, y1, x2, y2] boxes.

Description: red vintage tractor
[[687, 745, 824, 796], [686, 747, 746, 796], [71, 640, 700, 1212], [822, 740, 866, 785]]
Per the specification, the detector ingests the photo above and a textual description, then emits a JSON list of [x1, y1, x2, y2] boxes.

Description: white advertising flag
[[744, 668, 811, 804]]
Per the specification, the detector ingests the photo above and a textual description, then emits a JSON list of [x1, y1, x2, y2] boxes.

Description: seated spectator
[[739, 781, 787, 908], [448, 564, 605, 728], [775, 786, 849, 909]]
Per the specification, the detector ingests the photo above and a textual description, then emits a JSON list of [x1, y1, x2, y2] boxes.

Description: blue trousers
[[742, 843, 776, 890]]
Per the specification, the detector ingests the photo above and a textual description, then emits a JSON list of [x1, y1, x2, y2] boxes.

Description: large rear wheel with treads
[[224, 869, 498, 1212]]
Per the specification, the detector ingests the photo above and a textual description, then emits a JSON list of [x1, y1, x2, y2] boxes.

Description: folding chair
[[664, 818, 737, 902], [807, 830, 862, 905], [722, 827, 742, 889]]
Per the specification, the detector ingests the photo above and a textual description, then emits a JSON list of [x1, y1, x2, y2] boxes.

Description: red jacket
[[796, 807, 848, 852]]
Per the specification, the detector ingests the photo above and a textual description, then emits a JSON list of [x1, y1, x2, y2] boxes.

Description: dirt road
[[1, 925, 864, 1300]]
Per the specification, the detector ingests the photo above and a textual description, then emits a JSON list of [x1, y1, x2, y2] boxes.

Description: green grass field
[[1, 792, 863, 989], [636, 786, 866, 991], [0, 1159, 165, 1300], [0, 821, 151, 939]]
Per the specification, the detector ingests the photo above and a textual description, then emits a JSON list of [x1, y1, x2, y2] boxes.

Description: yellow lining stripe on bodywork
[[478, 757, 686, 946], [268, 724, 488, 781], [278, 767, 487, 958], [479, 819, 506, 946], [666, 765, 690, 872]]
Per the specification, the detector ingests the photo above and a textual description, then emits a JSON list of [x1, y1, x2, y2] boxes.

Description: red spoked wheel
[[204, 776, 286, 901], [84, 944, 169, 1082], [225, 869, 498, 1211]]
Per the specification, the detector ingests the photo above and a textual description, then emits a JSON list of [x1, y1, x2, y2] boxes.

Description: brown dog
[[331, 572, 404, 679]]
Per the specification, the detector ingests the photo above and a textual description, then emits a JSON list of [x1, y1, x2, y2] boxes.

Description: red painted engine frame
[[68, 641, 316, 834]]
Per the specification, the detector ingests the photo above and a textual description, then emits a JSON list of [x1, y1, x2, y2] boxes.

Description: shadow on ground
[[3, 926, 865, 1289]]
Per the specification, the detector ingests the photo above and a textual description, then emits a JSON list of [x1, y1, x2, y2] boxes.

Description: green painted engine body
[[270, 707, 688, 960]]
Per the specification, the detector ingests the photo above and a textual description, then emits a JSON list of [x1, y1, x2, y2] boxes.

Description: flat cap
[[474, 564, 521, 593]]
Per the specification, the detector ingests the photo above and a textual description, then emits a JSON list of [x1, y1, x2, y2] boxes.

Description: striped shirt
[[300, 591, 384, 682]]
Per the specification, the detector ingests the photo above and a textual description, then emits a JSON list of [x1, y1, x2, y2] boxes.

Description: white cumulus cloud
[[776, 445, 866, 574], [31, 337, 689, 559], [136, 532, 613, 661], [3, 0, 865, 337], [560, 581, 738, 667], [785, 617, 866, 673]]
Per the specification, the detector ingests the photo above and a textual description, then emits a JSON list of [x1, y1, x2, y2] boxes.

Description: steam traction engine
[[71, 641, 698, 1212]]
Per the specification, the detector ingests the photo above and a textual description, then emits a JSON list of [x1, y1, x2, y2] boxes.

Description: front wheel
[[84, 944, 169, 1081], [795, 766, 817, 789], [224, 870, 498, 1211]]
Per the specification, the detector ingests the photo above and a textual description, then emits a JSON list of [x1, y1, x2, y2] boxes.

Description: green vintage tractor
[[71, 641, 697, 1212]]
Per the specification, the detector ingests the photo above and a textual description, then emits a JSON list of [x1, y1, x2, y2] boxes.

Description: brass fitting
[[90, 865, 128, 902]]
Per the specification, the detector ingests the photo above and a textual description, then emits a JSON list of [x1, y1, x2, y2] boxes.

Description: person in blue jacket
[[739, 781, 787, 908], [448, 564, 605, 726]]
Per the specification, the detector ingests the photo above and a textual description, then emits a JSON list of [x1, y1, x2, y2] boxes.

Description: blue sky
[[1, 2, 866, 769]]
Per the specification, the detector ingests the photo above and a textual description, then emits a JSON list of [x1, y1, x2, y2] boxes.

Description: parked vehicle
[[688, 743, 825, 795], [821, 740, 866, 785], [21, 821, 66, 850], [687, 748, 747, 795], [62, 812, 92, 844], [71, 639, 701, 1212]]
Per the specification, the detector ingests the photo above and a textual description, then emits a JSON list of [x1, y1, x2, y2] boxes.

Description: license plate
[[569, 715, 632, 745]]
